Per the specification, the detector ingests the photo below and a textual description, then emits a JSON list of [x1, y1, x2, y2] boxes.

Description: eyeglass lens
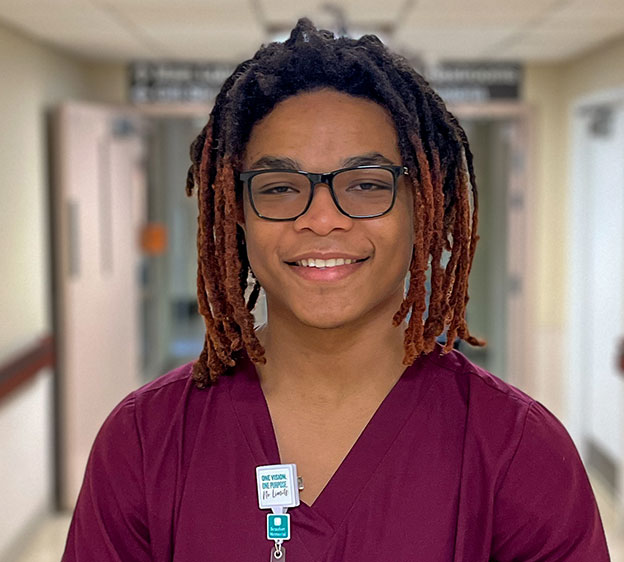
[[250, 168, 395, 219]]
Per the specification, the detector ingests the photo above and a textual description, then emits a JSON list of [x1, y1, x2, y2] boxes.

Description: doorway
[[568, 89, 624, 524], [454, 104, 531, 386], [140, 114, 209, 380]]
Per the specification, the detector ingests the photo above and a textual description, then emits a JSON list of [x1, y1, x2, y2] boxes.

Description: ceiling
[[1, 0, 623, 64]]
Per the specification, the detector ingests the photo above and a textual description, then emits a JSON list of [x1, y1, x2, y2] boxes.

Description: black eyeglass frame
[[239, 165, 409, 221]]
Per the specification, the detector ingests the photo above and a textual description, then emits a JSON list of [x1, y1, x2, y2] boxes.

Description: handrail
[[0, 335, 55, 403]]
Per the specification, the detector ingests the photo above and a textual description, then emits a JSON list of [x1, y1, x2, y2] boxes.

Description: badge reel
[[256, 464, 300, 561]]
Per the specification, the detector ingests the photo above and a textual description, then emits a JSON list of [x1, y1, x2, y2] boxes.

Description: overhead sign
[[129, 61, 235, 103], [428, 62, 522, 103], [128, 60, 522, 105]]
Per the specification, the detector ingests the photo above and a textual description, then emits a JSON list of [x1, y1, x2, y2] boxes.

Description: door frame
[[451, 102, 534, 391], [568, 86, 624, 524]]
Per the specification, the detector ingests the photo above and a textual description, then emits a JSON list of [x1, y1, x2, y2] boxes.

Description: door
[[51, 103, 147, 509], [569, 95, 624, 524]]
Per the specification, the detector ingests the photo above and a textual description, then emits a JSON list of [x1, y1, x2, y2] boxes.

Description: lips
[[284, 255, 370, 281], [293, 257, 367, 268], [285, 254, 369, 266]]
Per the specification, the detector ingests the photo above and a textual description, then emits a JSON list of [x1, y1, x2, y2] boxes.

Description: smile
[[295, 257, 366, 268], [284, 256, 370, 281]]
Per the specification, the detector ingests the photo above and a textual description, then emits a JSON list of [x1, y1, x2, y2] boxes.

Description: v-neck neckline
[[228, 352, 434, 550]]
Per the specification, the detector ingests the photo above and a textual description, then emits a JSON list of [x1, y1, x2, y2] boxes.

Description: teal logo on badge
[[267, 513, 291, 540]]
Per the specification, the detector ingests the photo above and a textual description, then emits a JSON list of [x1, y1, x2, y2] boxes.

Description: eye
[[256, 183, 301, 195], [347, 181, 393, 192]]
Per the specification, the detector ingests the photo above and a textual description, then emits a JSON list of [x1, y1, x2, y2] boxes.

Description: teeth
[[296, 258, 357, 268]]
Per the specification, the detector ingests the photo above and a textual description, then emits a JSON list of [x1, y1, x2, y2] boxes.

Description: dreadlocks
[[186, 18, 484, 388]]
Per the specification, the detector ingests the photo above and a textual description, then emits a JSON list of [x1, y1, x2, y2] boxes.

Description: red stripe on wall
[[0, 335, 55, 403]]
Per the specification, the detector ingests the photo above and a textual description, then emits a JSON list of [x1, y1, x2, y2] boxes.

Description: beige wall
[[0, 22, 125, 560], [84, 62, 127, 106], [564, 35, 624, 101], [0, 23, 126, 359], [0, 25, 87, 360], [523, 33, 624, 420]]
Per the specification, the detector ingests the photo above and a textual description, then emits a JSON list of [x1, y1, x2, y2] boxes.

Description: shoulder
[[100, 358, 250, 442], [425, 350, 609, 558], [426, 346, 534, 408], [427, 347, 575, 441], [97, 361, 195, 430], [91, 361, 196, 447], [423, 347, 536, 436], [427, 345, 570, 435], [132, 360, 196, 400], [421, 348, 572, 487], [117, 356, 254, 408]]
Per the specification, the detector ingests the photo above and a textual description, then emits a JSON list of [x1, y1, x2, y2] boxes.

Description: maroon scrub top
[[62, 348, 610, 561]]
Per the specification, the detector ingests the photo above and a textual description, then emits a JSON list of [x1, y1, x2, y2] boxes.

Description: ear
[[236, 176, 248, 231], [236, 204, 246, 233]]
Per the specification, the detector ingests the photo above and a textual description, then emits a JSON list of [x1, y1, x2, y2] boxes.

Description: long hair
[[186, 18, 484, 388]]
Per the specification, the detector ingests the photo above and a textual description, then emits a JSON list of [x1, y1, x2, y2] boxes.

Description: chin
[[291, 301, 386, 332], [271, 299, 357, 331], [298, 315, 354, 331], [265, 289, 404, 332]]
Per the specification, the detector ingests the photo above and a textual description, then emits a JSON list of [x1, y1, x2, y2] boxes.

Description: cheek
[[240, 190, 252, 228], [242, 222, 265, 272], [241, 214, 281, 283], [389, 192, 415, 264]]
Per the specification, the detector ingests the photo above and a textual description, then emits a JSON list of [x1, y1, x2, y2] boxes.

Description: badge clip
[[256, 463, 300, 562]]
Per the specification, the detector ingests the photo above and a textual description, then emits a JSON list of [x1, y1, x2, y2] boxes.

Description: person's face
[[241, 88, 414, 331]]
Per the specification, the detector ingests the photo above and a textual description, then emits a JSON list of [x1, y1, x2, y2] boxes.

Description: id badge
[[256, 463, 300, 510], [256, 464, 300, 561]]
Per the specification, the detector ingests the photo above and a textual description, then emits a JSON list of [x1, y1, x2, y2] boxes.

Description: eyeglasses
[[239, 165, 408, 221]]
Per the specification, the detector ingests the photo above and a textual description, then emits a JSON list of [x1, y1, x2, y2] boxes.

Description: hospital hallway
[[2, 1, 624, 560]]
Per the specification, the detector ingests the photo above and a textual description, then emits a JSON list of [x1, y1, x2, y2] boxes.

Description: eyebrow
[[341, 152, 396, 167], [247, 156, 301, 170], [247, 151, 397, 171]]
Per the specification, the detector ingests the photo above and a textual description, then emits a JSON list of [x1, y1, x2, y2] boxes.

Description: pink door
[[52, 103, 146, 509]]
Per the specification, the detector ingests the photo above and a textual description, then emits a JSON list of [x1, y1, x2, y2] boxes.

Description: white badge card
[[256, 464, 300, 510]]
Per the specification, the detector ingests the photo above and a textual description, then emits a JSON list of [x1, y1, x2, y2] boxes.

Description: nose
[[293, 183, 353, 235]]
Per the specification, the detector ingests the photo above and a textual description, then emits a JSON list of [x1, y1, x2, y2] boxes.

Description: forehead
[[243, 89, 401, 171]]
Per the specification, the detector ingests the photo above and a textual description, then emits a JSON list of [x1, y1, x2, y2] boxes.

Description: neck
[[255, 307, 407, 406]]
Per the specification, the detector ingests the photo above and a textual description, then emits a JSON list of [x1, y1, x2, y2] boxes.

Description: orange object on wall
[[140, 223, 168, 255]]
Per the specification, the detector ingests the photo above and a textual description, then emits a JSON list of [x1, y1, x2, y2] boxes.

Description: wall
[[84, 62, 127, 105], [0, 22, 125, 560], [0, 372, 53, 561], [522, 63, 568, 418], [523, 33, 624, 422], [563, 35, 624, 101]]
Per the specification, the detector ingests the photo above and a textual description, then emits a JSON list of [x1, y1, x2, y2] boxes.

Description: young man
[[63, 19, 610, 561]]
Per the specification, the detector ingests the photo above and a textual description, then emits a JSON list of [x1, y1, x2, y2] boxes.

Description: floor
[[12, 513, 72, 562], [11, 474, 624, 561], [594, 474, 624, 561]]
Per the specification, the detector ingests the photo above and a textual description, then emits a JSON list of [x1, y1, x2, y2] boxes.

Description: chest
[[269, 403, 377, 505], [168, 408, 469, 562], [144, 365, 492, 561]]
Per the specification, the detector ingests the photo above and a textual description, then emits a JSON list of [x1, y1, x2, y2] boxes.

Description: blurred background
[[1, 0, 623, 559]]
